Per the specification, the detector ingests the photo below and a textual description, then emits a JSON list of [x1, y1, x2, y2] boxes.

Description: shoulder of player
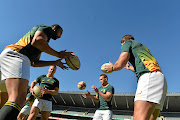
[[107, 84, 114, 89], [36, 75, 46, 79], [37, 25, 52, 34], [41, 75, 47, 78], [52, 77, 59, 82], [108, 84, 113, 87]]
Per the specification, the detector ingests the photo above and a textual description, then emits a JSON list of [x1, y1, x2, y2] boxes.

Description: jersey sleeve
[[54, 78, 59, 88], [121, 41, 132, 53], [37, 26, 52, 42], [107, 85, 114, 94], [36, 75, 45, 83]]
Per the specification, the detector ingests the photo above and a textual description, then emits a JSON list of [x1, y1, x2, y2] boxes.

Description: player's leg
[[102, 110, 113, 120], [24, 114, 29, 120], [134, 71, 167, 120], [149, 109, 160, 120], [133, 100, 156, 120], [93, 110, 103, 120], [0, 48, 30, 119], [0, 78, 28, 120], [5, 78, 28, 106], [17, 112, 26, 120], [41, 111, 51, 120], [17, 105, 31, 120], [28, 99, 42, 120], [40, 99, 52, 120], [27, 106, 40, 120], [149, 72, 167, 120]]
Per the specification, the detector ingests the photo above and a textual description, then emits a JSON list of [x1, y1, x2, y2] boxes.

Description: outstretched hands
[[82, 91, 91, 98], [58, 50, 74, 59], [91, 86, 99, 93], [55, 59, 68, 70], [82, 86, 98, 98]]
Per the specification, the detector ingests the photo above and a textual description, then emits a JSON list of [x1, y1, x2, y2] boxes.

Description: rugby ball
[[33, 86, 42, 98], [65, 53, 80, 70], [101, 63, 113, 73], [78, 81, 86, 90]]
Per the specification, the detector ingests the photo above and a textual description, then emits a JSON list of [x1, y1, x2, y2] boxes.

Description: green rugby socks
[[0, 101, 21, 120]]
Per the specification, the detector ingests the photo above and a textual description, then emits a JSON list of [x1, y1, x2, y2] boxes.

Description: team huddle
[[0, 24, 167, 120]]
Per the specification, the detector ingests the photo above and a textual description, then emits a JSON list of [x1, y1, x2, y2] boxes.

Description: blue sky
[[0, 0, 180, 93]]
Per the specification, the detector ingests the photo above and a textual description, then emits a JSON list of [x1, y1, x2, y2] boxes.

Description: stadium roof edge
[[58, 91, 180, 96]]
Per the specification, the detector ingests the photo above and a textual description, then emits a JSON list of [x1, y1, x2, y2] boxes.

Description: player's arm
[[30, 80, 38, 93], [97, 91, 113, 102], [82, 91, 99, 103], [42, 87, 59, 95], [113, 52, 130, 71], [31, 53, 68, 69], [88, 94, 99, 103], [105, 52, 130, 72], [31, 31, 71, 59], [31, 31, 60, 57]]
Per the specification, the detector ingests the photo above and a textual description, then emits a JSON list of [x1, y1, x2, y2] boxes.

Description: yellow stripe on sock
[[5, 102, 21, 111]]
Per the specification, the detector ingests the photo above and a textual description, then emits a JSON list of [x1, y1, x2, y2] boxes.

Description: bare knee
[[28, 107, 40, 120], [134, 101, 156, 120]]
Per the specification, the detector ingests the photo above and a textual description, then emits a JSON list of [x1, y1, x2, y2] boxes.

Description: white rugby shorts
[[20, 105, 31, 115], [93, 110, 112, 120], [32, 98, 52, 112], [0, 48, 30, 81], [135, 71, 167, 110]]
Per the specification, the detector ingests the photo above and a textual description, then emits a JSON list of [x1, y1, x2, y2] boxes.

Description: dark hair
[[51, 24, 63, 32], [100, 74, 108, 80], [121, 35, 134, 43]]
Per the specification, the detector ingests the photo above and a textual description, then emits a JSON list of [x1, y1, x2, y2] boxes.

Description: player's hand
[[55, 59, 68, 70], [124, 62, 130, 70], [104, 62, 114, 73], [58, 50, 74, 59], [82, 91, 91, 98], [91, 86, 98, 93], [31, 88, 43, 99], [42, 86, 49, 95], [30, 87, 34, 93], [124, 62, 134, 72]]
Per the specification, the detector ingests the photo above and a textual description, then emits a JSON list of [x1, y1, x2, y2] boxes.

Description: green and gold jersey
[[121, 40, 162, 79], [25, 92, 35, 107], [97, 84, 114, 110], [36, 75, 59, 101], [5, 24, 53, 61]]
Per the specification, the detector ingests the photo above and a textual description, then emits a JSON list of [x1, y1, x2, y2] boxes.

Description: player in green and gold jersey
[[0, 24, 72, 120], [83, 74, 114, 120], [104, 35, 167, 120], [28, 65, 59, 120]]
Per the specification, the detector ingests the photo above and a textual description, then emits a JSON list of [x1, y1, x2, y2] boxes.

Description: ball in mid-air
[[65, 53, 80, 70], [77, 81, 86, 90], [101, 63, 113, 73], [33, 86, 42, 98]]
